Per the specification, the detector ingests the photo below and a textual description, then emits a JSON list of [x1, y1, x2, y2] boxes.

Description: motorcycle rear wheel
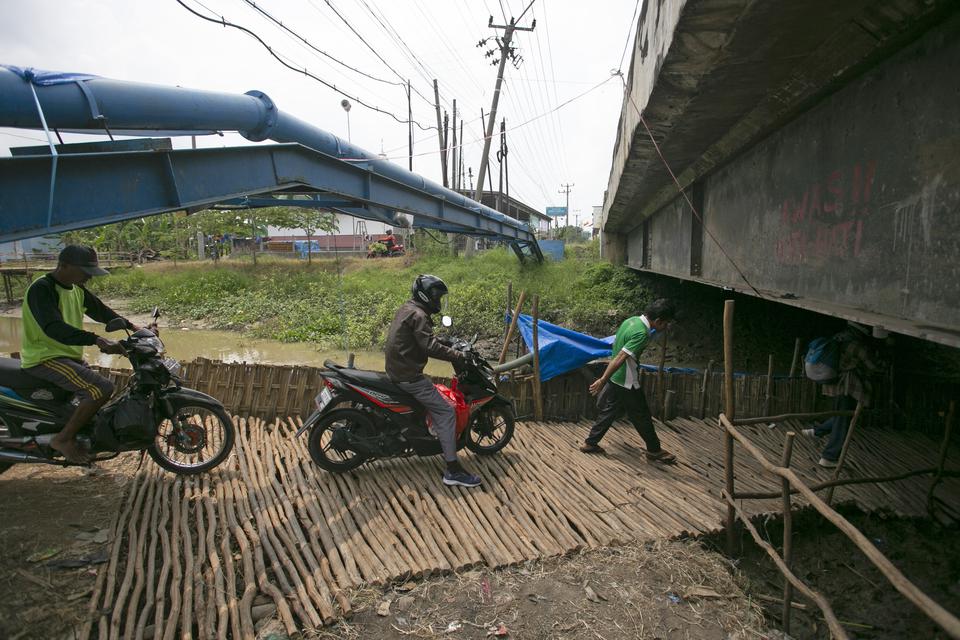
[[465, 403, 515, 455], [308, 409, 371, 472], [148, 401, 235, 474]]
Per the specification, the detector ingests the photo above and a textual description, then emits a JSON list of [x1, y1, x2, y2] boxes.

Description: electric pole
[[474, 3, 536, 203], [433, 79, 447, 187], [559, 182, 574, 230]]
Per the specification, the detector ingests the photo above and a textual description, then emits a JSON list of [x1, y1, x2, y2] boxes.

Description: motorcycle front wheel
[[148, 401, 235, 474], [465, 403, 515, 455], [307, 409, 371, 472]]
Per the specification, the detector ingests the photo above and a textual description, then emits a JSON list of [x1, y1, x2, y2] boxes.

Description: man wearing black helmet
[[385, 274, 481, 487]]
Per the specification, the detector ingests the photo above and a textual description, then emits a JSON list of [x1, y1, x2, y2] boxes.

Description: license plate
[[315, 387, 333, 411]]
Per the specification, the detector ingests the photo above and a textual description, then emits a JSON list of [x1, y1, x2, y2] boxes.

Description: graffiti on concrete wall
[[774, 160, 877, 265]]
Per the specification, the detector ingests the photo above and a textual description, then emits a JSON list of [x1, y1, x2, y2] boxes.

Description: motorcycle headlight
[[141, 335, 165, 355]]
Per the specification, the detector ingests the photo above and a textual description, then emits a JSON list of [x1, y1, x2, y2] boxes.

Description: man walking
[[580, 298, 677, 464]]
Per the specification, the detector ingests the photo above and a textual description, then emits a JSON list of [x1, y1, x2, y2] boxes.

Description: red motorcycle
[[296, 334, 514, 472]]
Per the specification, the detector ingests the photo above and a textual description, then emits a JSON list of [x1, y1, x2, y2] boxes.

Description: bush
[[88, 249, 653, 349]]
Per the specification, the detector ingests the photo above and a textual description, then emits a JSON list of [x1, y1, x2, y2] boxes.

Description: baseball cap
[[58, 245, 109, 276]]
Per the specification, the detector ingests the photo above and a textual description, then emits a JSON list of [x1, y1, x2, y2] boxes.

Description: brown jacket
[[385, 300, 461, 382]]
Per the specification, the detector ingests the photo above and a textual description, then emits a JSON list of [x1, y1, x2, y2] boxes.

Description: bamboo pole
[[764, 354, 774, 417], [788, 337, 801, 378], [733, 410, 855, 426], [723, 299, 736, 557], [721, 415, 960, 638], [780, 431, 796, 636], [498, 290, 527, 365], [658, 331, 668, 418], [532, 295, 543, 421], [734, 467, 960, 500], [927, 400, 956, 516], [699, 360, 713, 419], [504, 282, 512, 343], [826, 402, 864, 506], [723, 493, 849, 640]]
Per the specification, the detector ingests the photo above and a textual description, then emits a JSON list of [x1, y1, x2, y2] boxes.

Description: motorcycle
[[0, 308, 235, 475], [297, 320, 515, 472]]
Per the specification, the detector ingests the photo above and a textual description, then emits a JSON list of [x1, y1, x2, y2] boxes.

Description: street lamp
[[340, 99, 352, 143]]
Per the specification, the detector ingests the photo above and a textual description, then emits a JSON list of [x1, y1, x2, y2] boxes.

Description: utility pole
[[497, 118, 505, 213], [559, 182, 574, 231], [433, 79, 447, 187], [442, 111, 450, 186], [468, 167, 474, 191], [459, 119, 464, 190], [474, 4, 536, 203], [407, 79, 413, 171], [451, 99, 458, 190]]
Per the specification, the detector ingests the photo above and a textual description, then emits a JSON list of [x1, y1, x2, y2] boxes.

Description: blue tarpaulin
[[510, 314, 703, 382]]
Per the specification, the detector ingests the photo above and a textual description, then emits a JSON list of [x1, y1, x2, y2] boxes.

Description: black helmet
[[412, 274, 448, 314]]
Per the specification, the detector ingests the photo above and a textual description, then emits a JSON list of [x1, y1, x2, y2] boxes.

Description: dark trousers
[[814, 394, 857, 461], [585, 383, 662, 452]]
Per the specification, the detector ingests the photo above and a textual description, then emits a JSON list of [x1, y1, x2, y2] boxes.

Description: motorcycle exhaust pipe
[[0, 448, 65, 465]]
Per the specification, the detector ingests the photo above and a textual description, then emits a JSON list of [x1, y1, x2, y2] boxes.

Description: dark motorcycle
[[0, 309, 234, 475], [297, 329, 514, 472]]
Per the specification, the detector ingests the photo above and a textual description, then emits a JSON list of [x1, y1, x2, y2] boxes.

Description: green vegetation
[[90, 244, 655, 349]]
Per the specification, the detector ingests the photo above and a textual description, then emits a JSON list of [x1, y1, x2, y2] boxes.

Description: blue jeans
[[814, 394, 857, 461]]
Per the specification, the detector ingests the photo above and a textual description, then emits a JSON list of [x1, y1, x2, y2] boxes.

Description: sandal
[[646, 450, 677, 464]]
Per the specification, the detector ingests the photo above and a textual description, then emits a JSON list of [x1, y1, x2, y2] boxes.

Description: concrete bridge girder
[[602, 0, 960, 348]]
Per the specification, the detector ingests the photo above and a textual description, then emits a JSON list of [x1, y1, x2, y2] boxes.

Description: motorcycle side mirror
[[441, 315, 453, 328], [105, 317, 129, 333], [151, 306, 161, 320]]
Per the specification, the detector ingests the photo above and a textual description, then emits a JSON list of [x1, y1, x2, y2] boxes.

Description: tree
[[265, 207, 339, 264]]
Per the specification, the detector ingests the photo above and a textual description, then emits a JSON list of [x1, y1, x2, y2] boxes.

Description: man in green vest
[[20, 246, 134, 463], [580, 298, 678, 464]]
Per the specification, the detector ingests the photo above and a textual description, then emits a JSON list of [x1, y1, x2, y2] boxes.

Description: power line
[[319, 0, 435, 108], [239, 0, 403, 87], [173, 0, 437, 130]]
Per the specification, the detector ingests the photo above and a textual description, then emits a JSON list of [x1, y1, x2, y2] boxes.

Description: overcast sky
[[0, 0, 639, 226]]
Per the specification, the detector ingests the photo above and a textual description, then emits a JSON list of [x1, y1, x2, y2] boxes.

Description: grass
[[88, 247, 656, 350]]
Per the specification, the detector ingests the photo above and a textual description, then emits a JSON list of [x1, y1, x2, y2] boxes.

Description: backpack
[[804, 336, 840, 382]]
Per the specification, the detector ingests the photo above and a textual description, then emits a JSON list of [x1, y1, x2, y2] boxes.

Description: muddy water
[[0, 316, 454, 376]]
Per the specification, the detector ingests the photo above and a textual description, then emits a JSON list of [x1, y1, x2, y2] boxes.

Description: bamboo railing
[[721, 299, 960, 639]]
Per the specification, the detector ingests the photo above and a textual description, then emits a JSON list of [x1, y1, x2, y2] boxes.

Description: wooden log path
[[82, 414, 960, 637]]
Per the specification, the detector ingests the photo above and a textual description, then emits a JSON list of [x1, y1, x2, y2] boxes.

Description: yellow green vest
[[20, 277, 86, 368]]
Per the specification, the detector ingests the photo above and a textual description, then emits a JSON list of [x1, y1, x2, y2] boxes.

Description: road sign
[[545, 206, 567, 217]]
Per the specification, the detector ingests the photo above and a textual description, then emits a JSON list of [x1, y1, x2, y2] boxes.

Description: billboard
[[545, 206, 567, 217]]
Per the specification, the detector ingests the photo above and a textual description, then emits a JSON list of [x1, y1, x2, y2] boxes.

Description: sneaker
[[818, 457, 838, 468], [443, 469, 481, 488], [580, 443, 606, 454], [801, 428, 816, 437]]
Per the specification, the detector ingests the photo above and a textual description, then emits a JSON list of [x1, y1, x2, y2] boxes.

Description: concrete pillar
[[601, 230, 627, 265]]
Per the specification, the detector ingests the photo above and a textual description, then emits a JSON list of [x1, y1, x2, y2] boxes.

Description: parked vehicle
[[0, 309, 234, 475], [298, 322, 514, 472]]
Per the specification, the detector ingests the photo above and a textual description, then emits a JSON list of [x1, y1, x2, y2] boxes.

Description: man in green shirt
[[20, 246, 133, 463], [581, 298, 677, 463]]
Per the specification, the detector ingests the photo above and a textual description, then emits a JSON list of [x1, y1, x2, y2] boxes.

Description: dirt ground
[[723, 506, 960, 640], [302, 540, 769, 640], [0, 457, 135, 640]]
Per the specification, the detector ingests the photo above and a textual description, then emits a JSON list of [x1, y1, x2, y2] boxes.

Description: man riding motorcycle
[[384, 274, 481, 487], [19, 245, 136, 463]]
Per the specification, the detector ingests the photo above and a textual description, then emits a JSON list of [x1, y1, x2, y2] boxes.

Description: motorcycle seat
[[0, 357, 55, 390], [324, 361, 417, 400]]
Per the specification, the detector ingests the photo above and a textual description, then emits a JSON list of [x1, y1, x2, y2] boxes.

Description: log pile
[[81, 414, 960, 637]]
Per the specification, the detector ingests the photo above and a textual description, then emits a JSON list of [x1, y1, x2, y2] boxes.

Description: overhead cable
[[319, 0, 436, 108], [173, 0, 437, 131], [239, 0, 404, 87]]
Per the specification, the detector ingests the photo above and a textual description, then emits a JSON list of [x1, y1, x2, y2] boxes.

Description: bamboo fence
[[92, 357, 833, 424]]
